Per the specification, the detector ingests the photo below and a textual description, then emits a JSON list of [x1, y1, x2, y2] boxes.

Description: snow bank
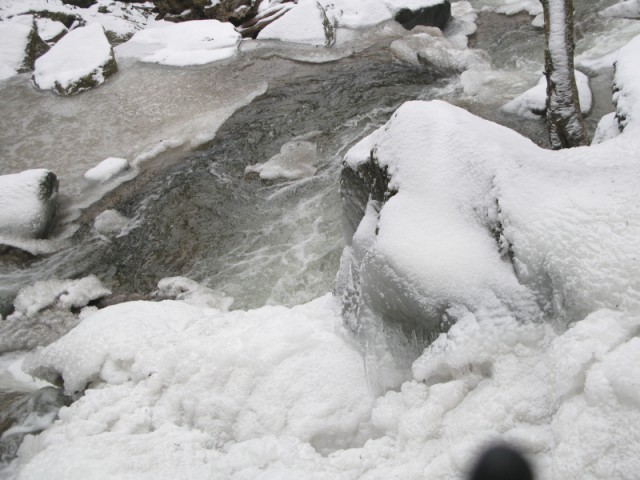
[[613, 34, 640, 131], [32, 23, 117, 95], [116, 20, 240, 66], [502, 70, 592, 119], [0, 169, 58, 240], [244, 140, 318, 180], [83, 157, 129, 183]]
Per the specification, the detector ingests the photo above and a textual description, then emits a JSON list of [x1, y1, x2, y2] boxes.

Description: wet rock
[[0, 387, 69, 464], [394, 0, 451, 31], [0, 170, 58, 240]]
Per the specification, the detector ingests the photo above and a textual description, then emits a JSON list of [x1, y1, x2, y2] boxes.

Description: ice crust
[[83, 157, 130, 183], [244, 140, 319, 180], [116, 20, 240, 66]]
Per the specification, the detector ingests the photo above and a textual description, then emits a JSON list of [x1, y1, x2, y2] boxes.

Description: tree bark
[[541, 0, 590, 149]]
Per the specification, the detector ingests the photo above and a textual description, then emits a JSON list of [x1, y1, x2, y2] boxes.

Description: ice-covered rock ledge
[[338, 99, 640, 372]]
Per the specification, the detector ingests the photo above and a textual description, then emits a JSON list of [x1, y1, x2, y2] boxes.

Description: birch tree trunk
[[541, 0, 590, 149]]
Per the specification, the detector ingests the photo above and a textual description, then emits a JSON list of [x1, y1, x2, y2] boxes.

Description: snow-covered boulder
[[36, 18, 68, 43], [32, 23, 117, 95], [0, 169, 58, 240], [257, 0, 393, 46], [502, 70, 592, 119], [0, 20, 49, 81], [338, 100, 640, 383], [383, 0, 451, 30], [116, 20, 240, 66]]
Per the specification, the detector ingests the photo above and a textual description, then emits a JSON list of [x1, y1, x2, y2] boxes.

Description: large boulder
[[32, 23, 117, 95], [0, 169, 58, 240], [153, 0, 262, 24]]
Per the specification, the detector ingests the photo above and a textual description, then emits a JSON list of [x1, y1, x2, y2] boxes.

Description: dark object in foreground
[[470, 445, 534, 480]]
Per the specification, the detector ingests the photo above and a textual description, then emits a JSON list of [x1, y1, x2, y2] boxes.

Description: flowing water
[[1, 0, 639, 473]]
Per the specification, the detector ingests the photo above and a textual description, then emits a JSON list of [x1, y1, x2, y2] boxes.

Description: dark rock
[[470, 445, 534, 480], [61, 0, 97, 8], [18, 21, 50, 73], [153, 0, 262, 24], [395, 0, 451, 30]]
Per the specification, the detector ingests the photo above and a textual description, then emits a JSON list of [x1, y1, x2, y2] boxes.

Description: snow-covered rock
[[32, 23, 117, 95], [257, 0, 338, 46], [0, 170, 58, 240], [115, 20, 240, 66], [592, 112, 621, 144], [35, 18, 68, 43], [245, 140, 318, 181], [501, 70, 592, 119], [83, 157, 130, 183], [0, 276, 111, 353], [0, 21, 49, 81], [390, 26, 488, 73]]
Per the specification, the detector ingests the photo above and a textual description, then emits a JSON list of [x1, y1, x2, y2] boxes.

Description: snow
[[474, 0, 542, 16], [35, 18, 67, 43], [0, 169, 56, 240], [83, 157, 130, 183], [0, 23, 32, 81], [93, 210, 130, 236], [601, 0, 640, 19], [502, 70, 592, 119], [155, 277, 234, 311], [116, 20, 240, 66], [32, 22, 115, 94], [244, 140, 319, 181], [592, 112, 620, 144], [612, 34, 640, 131]]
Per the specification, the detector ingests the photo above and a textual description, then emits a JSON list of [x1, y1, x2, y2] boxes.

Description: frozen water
[[244, 140, 319, 181], [83, 157, 130, 183]]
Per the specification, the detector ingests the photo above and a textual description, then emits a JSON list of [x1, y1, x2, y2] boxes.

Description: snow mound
[[592, 112, 621, 144], [83, 157, 130, 183], [0, 23, 33, 81], [0, 169, 58, 240], [342, 100, 640, 336], [35, 18, 67, 43], [502, 70, 592, 119], [116, 20, 240, 66], [32, 23, 117, 95], [613, 34, 640, 131], [245, 140, 318, 180]]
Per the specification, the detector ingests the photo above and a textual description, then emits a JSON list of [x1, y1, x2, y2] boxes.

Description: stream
[[1, 0, 640, 474]]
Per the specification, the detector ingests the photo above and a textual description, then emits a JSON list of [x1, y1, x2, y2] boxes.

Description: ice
[[93, 209, 130, 236], [244, 140, 319, 181], [116, 20, 240, 66], [502, 70, 592, 119], [155, 277, 234, 311], [0, 23, 32, 81], [32, 23, 116, 95], [473, 0, 542, 16], [83, 157, 130, 183]]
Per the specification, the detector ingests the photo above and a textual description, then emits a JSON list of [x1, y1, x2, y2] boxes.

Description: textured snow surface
[[502, 70, 592, 119], [0, 23, 32, 81], [32, 23, 114, 93], [116, 20, 240, 66]]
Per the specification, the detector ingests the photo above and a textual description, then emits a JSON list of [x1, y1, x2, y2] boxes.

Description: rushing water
[[1, 0, 639, 473]]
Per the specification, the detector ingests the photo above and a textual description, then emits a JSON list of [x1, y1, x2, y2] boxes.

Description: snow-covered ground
[[2, 1, 640, 479]]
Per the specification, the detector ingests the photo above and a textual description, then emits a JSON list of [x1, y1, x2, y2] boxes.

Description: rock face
[[0, 169, 58, 240], [394, 0, 451, 30], [32, 23, 118, 95]]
